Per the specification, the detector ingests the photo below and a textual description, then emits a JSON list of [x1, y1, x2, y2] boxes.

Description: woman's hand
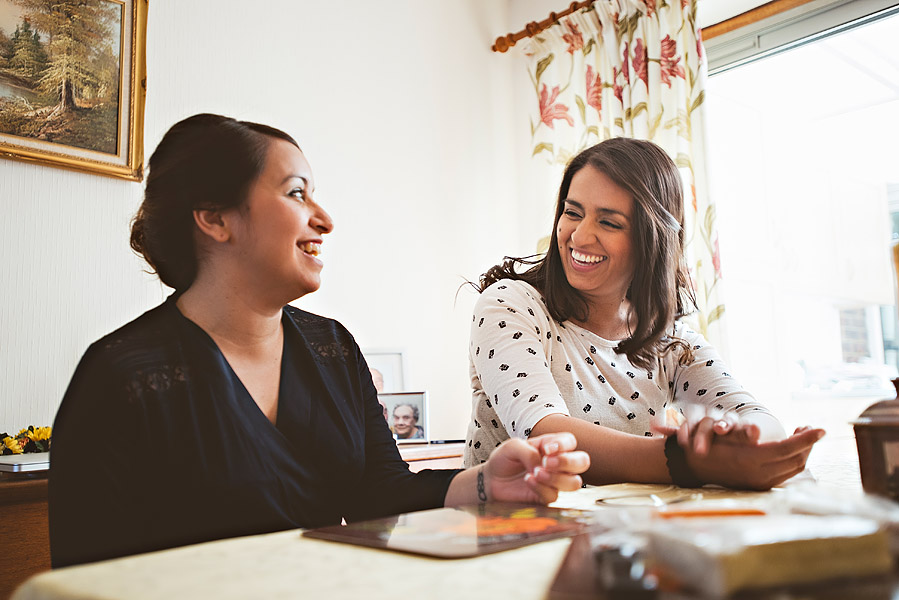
[[444, 433, 589, 507], [484, 433, 590, 505], [679, 412, 760, 456], [658, 405, 784, 457], [684, 426, 825, 490]]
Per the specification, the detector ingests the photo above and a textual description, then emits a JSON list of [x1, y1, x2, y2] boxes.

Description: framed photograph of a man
[[379, 391, 428, 444], [0, 0, 147, 180]]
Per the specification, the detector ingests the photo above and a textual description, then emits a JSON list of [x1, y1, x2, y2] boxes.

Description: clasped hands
[[655, 405, 826, 490]]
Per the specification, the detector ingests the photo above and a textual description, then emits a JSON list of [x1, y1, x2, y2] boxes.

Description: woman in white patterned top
[[464, 138, 824, 490]]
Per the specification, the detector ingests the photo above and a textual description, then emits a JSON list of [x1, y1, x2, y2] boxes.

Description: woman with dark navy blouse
[[48, 114, 590, 568]]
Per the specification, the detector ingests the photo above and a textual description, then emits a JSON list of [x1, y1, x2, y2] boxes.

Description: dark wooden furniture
[[0, 474, 50, 600]]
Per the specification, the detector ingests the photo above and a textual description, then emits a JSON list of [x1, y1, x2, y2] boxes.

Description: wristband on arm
[[477, 467, 488, 504], [664, 435, 704, 488]]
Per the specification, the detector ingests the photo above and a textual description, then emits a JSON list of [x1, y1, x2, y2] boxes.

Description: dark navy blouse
[[49, 296, 458, 567]]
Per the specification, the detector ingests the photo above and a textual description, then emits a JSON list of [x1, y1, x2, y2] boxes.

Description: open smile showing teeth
[[571, 249, 606, 265], [299, 242, 321, 256]]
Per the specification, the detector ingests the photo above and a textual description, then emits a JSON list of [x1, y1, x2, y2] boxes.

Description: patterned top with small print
[[463, 279, 772, 466]]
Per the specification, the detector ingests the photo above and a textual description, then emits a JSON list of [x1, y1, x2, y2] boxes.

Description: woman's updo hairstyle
[[130, 113, 299, 291]]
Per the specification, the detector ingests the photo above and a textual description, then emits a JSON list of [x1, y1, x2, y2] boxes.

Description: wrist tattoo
[[477, 467, 488, 503]]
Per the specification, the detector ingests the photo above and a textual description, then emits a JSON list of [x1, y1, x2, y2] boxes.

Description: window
[[705, 5, 899, 424]]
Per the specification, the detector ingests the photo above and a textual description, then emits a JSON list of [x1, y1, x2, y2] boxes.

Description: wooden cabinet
[[0, 475, 49, 600]]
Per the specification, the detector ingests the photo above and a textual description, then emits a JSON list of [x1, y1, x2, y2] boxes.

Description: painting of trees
[[10, 19, 47, 77], [0, 0, 122, 153]]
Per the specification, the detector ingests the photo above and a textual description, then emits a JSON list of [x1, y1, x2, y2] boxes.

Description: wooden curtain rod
[[492, 1, 594, 53], [702, 0, 817, 40], [492, 0, 817, 52]]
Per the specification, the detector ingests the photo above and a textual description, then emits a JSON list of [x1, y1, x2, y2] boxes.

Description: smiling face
[[225, 138, 333, 304], [556, 165, 636, 308], [392, 404, 418, 438]]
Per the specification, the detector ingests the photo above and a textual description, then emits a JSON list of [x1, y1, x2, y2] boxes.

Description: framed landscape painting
[[0, 0, 147, 180]]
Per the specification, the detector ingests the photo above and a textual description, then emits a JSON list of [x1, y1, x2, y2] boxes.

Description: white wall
[[0, 0, 539, 441], [0, 0, 773, 437]]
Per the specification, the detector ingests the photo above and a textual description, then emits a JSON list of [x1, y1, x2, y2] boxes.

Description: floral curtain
[[520, 0, 726, 346]]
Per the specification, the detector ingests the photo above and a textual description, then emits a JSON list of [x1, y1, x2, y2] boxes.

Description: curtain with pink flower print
[[522, 0, 725, 344]]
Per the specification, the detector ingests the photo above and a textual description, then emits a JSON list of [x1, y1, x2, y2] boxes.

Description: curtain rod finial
[[493, 35, 513, 53], [492, 1, 593, 54]]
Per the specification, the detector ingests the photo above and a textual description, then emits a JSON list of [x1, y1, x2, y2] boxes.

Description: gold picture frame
[[0, 0, 147, 181]]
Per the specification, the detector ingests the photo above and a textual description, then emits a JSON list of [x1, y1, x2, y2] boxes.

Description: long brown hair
[[478, 138, 696, 369]]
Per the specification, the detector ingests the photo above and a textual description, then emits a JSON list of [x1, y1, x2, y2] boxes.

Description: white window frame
[[705, 0, 899, 74]]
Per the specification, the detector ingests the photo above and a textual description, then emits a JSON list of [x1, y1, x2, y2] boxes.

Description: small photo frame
[[363, 350, 405, 393], [379, 391, 428, 444]]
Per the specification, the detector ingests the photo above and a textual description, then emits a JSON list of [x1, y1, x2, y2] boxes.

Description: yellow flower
[[17, 427, 30, 438], [3, 436, 23, 454], [30, 427, 52, 441]]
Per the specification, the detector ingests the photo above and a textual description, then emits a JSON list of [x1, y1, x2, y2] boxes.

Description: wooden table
[[12, 479, 878, 600], [0, 474, 49, 600], [6, 434, 876, 600]]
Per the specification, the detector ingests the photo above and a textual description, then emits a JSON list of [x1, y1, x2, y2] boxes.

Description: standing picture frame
[[379, 391, 428, 444], [362, 350, 405, 393], [0, 0, 147, 180]]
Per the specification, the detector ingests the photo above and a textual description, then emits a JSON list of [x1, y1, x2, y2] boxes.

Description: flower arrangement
[[1, 426, 52, 455]]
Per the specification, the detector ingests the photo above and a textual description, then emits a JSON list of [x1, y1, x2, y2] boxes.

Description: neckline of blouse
[[563, 319, 624, 347]]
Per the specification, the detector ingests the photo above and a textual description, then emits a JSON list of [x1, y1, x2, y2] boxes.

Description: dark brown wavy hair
[[130, 113, 300, 291], [477, 138, 696, 369]]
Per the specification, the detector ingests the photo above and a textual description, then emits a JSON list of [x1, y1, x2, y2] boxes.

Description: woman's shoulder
[[64, 300, 187, 404], [475, 279, 550, 321], [283, 304, 347, 335], [85, 299, 181, 366], [663, 319, 716, 366], [671, 320, 709, 346], [282, 305, 360, 360], [480, 278, 544, 305]]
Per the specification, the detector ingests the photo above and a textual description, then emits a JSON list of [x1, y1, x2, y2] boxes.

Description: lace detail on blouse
[[284, 306, 352, 362], [124, 365, 188, 402], [308, 341, 351, 360]]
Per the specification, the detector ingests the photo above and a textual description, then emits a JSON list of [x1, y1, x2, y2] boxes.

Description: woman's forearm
[[530, 414, 670, 485], [443, 467, 486, 507]]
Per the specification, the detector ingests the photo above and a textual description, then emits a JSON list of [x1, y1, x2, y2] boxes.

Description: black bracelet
[[664, 435, 704, 488], [477, 467, 488, 504]]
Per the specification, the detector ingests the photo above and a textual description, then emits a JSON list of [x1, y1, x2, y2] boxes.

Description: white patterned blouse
[[463, 279, 772, 466]]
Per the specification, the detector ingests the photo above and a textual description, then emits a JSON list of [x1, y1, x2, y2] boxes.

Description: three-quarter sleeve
[[470, 281, 569, 439]]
